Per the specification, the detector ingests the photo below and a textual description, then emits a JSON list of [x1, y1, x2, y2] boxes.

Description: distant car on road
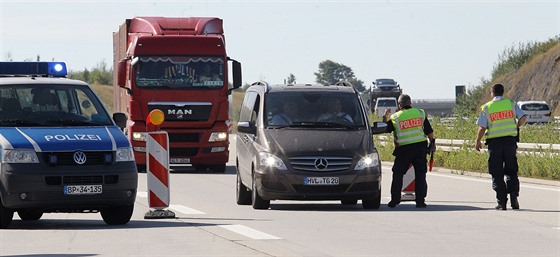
[[517, 101, 552, 124]]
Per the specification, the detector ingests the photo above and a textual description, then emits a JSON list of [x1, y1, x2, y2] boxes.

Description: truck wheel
[[362, 190, 381, 209], [0, 201, 14, 229], [209, 164, 226, 173], [251, 172, 270, 210], [236, 170, 252, 205], [17, 210, 43, 221], [101, 205, 134, 225]]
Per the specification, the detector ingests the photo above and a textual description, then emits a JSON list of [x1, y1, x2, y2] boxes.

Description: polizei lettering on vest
[[44, 134, 102, 141], [399, 118, 422, 130], [489, 110, 514, 122]]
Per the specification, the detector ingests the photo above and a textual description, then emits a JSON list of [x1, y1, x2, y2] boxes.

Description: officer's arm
[[517, 114, 527, 127], [475, 126, 486, 151]]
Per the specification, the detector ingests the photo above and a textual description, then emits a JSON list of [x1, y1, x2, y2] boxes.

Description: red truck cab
[[113, 17, 242, 172]]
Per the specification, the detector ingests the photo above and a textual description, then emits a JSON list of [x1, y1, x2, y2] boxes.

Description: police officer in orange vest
[[475, 83, 526, 210], [383, 94, 435, 208]]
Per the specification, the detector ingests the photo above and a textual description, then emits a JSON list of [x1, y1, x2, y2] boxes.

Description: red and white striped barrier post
[[401, 164, 416, 201], [144, 109, 175, 219]]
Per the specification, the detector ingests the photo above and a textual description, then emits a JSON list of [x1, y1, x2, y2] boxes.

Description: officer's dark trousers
[[390, 142, 428, 203], [487, 136, 519, 204]]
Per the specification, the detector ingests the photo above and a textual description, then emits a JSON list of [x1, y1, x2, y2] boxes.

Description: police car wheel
[[17, 210, 43, 221], [101, 205, 134, 225], [136, 165, 147, 173], [0, 201, 14, 229]]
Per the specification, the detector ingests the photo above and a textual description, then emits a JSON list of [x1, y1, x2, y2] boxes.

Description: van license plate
[[530, 114, 541, 119], [170, 158, 190, 164], [64, 185, 102, 195], [304, 177, 339, 185]]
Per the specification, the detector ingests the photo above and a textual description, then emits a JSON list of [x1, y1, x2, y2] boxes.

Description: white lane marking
[[427, 173, 560, 192], [169, 204, 206, 215], [219, 224, 281, 240], [137, 192, 205, 214]]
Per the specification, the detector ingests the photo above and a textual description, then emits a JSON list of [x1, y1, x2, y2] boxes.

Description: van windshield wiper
[[44, 119, 99, 126], [0, 119, 44, 127]]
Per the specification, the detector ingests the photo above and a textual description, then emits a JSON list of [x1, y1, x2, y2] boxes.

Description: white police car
[[0, 62, 138, 229]]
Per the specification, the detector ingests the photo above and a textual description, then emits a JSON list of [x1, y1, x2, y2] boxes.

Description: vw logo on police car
[[73, 151, 87, 165], [314, 158, 328, 170]]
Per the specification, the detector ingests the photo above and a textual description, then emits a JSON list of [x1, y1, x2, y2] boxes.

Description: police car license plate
[[64, 185, 102, 195], [304, 177, 339, 185], [170, 158, 190, 164]]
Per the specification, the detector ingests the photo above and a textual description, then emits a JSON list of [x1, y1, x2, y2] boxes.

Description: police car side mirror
[[113, 112, 127, 129], [372, 121, 388, 134], [237, 121, 256, 134]]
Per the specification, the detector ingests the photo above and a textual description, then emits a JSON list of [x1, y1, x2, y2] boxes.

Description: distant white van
[[374, 97, 398, 118]]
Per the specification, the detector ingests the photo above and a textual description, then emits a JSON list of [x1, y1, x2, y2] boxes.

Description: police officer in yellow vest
[[383, 94, 435, 208], [475, 83, 526, 210]]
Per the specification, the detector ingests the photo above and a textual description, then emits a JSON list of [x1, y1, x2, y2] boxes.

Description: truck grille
[[170, 148, 198, 157], [169, 133, 200, 142], [289, 156, 353, 172]]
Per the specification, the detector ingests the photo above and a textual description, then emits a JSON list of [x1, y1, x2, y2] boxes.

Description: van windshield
[[265, 92, 365, 128]]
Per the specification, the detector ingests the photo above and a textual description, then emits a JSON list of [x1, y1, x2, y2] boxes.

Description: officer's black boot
[[495, 198, 507, 210], [511, 196, 519, 210]]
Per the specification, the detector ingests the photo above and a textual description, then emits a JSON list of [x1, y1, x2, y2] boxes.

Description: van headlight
[[3, 149, 39, 163], [258, 152, 287, 170], [116, 147, 135, 162], [355, 153, 379, 170]]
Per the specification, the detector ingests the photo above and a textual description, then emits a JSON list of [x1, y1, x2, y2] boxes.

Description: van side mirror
[[113, 112, 127, 129], [372, 121, 388, 134], [237, 121, 256, 134]]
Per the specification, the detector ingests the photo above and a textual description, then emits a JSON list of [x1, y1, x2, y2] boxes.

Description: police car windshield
[[0, 84, 113, 127]]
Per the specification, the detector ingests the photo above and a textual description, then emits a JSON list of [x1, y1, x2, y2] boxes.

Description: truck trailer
[[113, 17, 242, 173]]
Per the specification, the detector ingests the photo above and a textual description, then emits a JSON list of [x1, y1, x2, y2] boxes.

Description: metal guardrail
[[376, 136, 560, 153]]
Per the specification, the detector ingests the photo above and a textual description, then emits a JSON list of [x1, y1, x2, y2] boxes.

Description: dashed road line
[[169, 204, 206, 215], [137, 191, 205, 214], [219, 224, 281, 240]]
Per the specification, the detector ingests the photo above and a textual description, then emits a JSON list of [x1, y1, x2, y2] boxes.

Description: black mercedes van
[[235, 81, 386, 209]]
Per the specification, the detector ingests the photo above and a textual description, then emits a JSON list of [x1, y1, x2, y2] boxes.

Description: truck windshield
[[0, 84, 113, 127], [265, 92, 366, 128], [135, 56, 224, 88]]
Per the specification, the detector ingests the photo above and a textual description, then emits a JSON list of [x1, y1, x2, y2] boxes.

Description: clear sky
[[1, 0, 559, 99]]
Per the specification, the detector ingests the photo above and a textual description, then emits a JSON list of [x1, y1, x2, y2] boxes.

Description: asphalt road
[[1, 141, 559, 257]]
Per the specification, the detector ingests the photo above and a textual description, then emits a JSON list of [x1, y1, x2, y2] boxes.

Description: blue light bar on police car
[[0, 62, 68, 77]]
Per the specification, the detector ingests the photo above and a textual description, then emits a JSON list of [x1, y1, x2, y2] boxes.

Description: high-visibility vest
[[391, 108, 426, 146], [481, 99, 518, 139]]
